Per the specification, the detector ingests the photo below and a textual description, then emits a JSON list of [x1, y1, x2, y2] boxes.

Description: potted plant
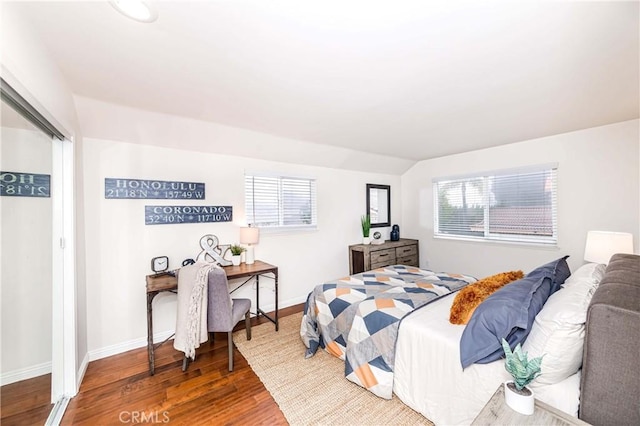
[[229, 244, 245, 266], [501, 338, 543, 415], [361, 214, 371, 244]]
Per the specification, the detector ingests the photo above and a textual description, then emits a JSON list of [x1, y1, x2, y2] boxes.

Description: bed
[[393, 292, 581, 425], [300, 265, 476, 399], [301, 255, 626, 425]]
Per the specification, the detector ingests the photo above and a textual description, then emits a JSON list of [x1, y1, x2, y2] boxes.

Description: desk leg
[[253, 272, 278, 331], [147, 292, 156, 375], [255, 275, 260, 320], [275, 272, 279, 331]]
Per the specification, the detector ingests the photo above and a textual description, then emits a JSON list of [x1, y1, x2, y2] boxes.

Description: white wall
[[82, 137, 400, 358], [1, 4, 86, 391], [401, 119, 639, 278]]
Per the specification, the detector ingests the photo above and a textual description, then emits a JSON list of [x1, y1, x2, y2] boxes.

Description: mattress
[[393, 293, 581, 425]]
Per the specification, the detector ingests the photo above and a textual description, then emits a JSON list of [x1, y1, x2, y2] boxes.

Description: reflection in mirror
[[1, 95, 54, 424], [366, 184, 391, 227]]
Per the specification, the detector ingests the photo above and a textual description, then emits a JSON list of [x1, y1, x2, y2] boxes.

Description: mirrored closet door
[[0, 82, 68, 424]]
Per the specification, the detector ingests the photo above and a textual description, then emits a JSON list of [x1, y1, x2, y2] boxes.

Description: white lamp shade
[[240, 226, 259, 264], [584, 231, 634, 264], [240, 226, 260, 245]]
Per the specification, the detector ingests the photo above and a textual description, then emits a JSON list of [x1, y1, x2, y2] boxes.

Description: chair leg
[[245, 311, 252, 341], [228, 331, 234, 372]]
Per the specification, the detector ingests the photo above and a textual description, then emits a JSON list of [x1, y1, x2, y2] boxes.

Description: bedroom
[[1, 1, 638, 425]]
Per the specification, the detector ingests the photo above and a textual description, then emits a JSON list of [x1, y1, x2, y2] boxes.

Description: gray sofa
[[580, 253, 640, 426]]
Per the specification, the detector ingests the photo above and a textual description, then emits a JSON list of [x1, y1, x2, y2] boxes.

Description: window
[[433, 164, 557, 245], [245, 173, 317, 230]]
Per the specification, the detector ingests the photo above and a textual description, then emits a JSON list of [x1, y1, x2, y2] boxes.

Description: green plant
[[229, 244, 245, 256], [501, 338, 543, 391], [361, 214, 371, 237]]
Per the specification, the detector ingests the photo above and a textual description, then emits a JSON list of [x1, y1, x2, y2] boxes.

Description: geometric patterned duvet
[[300, 265, 475, 399]]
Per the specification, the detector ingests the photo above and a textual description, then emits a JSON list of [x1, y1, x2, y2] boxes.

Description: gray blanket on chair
[[174, 261, 218, 359]]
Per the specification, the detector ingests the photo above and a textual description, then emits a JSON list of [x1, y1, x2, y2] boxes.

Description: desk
[[145, 260, 279, 375]]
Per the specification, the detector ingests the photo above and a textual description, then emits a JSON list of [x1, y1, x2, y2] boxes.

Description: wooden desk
[[145, 260, 279, 375]]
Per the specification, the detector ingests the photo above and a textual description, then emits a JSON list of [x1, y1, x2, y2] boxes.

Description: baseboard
[[76, 352, 90, 391], [88, 329, 175, 362], [278, 295, 308, 310], [88, 298, 306, 362], [0, 361, 52, 386]]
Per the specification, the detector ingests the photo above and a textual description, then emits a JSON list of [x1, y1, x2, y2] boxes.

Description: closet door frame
[[51, 136, 76, 403], [2, 69, 78, 410]]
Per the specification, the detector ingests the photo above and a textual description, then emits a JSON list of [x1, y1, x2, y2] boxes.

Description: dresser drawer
[[371, 248, 396, 265], [349, 239, 419, 274], [396, 244, 417, 258], [397, 254, 418, 267]]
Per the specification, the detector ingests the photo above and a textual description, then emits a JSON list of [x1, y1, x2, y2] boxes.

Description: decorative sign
[[0, 171, 50, 197], [195, 234, 232, 266], [145, 205, 232, 225], [105, 178, 205, 199]]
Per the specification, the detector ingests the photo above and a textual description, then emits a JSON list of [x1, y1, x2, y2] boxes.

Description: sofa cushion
[[459, 256, 570, 368]]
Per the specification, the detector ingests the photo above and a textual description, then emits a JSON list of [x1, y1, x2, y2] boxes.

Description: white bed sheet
[[393, 293, 581, 425]]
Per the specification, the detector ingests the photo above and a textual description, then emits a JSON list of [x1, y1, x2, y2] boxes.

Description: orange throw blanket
[[449, 270, 524, 325]]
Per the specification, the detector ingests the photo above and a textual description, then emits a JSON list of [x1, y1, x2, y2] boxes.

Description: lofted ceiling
[[7, 1, 640, 163]]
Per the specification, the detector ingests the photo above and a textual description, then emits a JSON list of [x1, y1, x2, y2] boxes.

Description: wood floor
[[0, 374, 53, 426], [2, 305, 303, 425]]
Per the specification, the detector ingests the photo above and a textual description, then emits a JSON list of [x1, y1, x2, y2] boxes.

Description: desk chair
[[180, 266, 252, 372], [207, 267, 252, 371]]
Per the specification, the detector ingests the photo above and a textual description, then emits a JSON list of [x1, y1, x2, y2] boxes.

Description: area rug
[[233, 312, 433, 426]]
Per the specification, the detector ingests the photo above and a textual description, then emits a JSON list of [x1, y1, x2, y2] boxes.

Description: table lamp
[[240, 226, 260, 265], [584, 230, 634, 265]]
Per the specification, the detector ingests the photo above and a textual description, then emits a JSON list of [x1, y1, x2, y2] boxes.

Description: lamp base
[[245, 245, 255, 264]]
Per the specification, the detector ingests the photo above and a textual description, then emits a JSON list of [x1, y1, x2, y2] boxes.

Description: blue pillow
[[459, 256, 570, 368]]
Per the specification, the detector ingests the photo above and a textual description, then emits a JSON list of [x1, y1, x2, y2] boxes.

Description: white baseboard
[[87, 299, 306, 362], [0, 361, 52, 386], [88, 329, 175, 362], [76, 352, 90, 392]]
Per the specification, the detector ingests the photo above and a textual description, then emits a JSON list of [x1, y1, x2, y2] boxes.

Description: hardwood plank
[[61, 305, 302, 425], [0, 373, 52, 425], [1, 305, 302, 425]]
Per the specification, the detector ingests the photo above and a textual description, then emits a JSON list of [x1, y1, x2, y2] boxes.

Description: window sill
[[259, 225, 318, 236], [433, 234, 559, 250]]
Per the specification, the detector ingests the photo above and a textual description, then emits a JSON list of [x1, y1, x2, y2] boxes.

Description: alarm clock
[[151, 256, 169, 273]]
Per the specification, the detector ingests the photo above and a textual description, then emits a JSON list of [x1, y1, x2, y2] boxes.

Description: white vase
[[504, 381, 535, 415], [231, 255, 241, 266], [362, 237, 370, 245]]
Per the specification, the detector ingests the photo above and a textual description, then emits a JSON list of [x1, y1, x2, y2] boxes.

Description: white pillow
[[522, 263, 606, 385]]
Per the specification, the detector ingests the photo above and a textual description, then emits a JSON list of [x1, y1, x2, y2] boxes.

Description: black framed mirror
[[366, 184, 391, 228]]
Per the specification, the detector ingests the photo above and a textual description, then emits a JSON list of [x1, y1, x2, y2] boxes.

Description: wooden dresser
[[348, 238, 419, 274]]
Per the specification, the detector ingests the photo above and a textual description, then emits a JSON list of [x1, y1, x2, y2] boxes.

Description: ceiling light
[[110, 0, 158, 23]]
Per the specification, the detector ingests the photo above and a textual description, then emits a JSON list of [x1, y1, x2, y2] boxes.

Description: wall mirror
[[366, 184, 391, 228]]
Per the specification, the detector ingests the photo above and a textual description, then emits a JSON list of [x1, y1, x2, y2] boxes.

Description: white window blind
[[245, 173, 317, 230], [433, 164, 558, 244]]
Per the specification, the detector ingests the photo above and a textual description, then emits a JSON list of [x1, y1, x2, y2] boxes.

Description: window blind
[[433, 165, 557, 244], [245, 173, 317, 229]]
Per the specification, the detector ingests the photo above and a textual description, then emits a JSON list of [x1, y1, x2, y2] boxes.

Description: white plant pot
[[504, 381, 534, 415], [231, 255, 241, 266], [362, 237, 370, 245]]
